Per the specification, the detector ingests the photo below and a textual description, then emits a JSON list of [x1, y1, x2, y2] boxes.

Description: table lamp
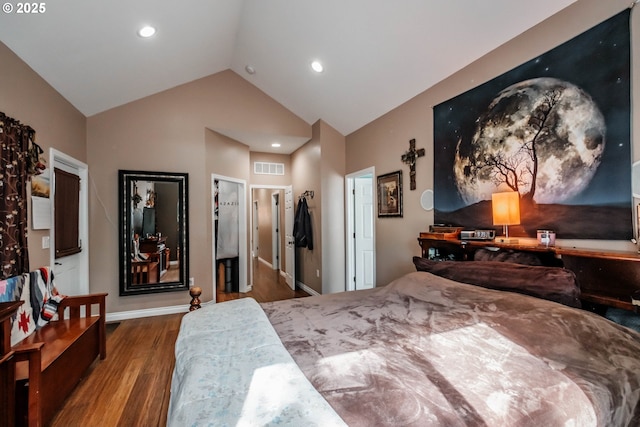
[[492, 191, 520, 243]]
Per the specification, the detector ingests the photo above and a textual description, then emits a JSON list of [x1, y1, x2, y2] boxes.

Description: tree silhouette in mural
[[464, 87, 565, 205]]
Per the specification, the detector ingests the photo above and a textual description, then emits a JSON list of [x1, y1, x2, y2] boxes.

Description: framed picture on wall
[[377, 170, 403, 217]]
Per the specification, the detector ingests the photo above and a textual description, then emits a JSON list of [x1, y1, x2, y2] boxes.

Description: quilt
[[263, 272, 640, 426], [168, 297, 346, 426]]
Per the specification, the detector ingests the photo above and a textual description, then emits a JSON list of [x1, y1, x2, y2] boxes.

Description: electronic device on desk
[[460, 229, 496, 240]]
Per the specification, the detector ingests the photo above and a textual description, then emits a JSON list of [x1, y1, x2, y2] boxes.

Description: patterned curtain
[[0, 112, 34, 279]]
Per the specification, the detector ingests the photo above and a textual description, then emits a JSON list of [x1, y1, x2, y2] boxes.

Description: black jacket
[[293, 197, 313, 250]]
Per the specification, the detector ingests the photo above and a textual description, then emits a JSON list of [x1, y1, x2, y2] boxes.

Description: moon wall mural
[[434, 9, 631, 240]]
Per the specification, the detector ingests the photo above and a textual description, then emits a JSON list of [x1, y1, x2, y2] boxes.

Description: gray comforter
[[262, 271, 640, 426]]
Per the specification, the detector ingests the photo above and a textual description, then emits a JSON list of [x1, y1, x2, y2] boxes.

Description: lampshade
[[492, 191, 521, 226]]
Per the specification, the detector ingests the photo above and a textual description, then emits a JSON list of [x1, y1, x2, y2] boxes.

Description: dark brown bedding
[[412, 257, 581, 307], [262, 272, 640, 426]]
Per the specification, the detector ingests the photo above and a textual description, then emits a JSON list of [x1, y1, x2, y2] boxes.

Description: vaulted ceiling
[[0, 0, 576, 152]]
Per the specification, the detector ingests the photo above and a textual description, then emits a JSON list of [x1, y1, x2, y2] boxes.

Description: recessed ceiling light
[[245, 65, 256, 75], [311, 60, 324, 73], [138, 25, 157, 38], [271, 143, 281, 148]]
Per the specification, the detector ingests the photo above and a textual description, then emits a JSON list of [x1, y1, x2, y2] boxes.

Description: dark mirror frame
[[118, 170, 189, 296]]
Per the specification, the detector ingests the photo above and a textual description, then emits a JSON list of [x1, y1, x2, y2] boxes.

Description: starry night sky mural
[[433, 9, 631, 240]]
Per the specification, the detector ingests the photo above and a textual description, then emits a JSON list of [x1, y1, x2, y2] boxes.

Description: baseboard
[[297, 281, 320, 296], [106, 281, 319, 320], [257, 257, 272, 269], [106, 304, 189, 322], [275, 272, 319, 296]]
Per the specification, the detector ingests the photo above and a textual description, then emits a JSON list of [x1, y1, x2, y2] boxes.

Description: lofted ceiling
[[0, 0, 576, 153]]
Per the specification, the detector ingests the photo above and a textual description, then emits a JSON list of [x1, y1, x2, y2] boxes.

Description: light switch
[[42, 236, 50, 249]]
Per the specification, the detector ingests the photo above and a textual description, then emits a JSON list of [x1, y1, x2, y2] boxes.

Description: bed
[[168, 259, 640, 426]]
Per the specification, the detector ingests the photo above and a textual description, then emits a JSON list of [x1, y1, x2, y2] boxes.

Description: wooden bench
[[1, 301, 23, 427], [11, 293, 107, 427]]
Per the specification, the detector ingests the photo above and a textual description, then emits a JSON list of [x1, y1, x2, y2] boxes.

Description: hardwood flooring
[[217, 258, 310, 303], [48, 260, 309, 426], [49, 313, 183, 427]]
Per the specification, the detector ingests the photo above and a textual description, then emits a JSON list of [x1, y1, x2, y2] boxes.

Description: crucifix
[[401, 138, 425, 190]]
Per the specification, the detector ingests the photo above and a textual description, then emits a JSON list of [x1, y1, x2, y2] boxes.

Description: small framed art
[[377, 170, 403, 217]]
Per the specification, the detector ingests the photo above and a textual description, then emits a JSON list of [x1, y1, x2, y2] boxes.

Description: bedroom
[[4, 0, 636, 318], [1, 0, 640, 425]]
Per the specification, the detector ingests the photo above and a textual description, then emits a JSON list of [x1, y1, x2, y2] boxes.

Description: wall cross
[[401, 138, 425, 190]]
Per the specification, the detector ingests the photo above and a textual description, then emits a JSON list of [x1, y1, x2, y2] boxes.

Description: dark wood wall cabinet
[[418, 235, 640, 313]]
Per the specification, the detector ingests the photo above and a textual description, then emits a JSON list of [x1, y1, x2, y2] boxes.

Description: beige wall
[[88, 70, 310, 313], [291, 126, 322, 293], [291, 120, 346, 294], [346, 0, 640, 287], [319, 120, 346, 294], [255, 188, 273, 263], [0, 42, 86, 271], [249, 152, 293, 187]]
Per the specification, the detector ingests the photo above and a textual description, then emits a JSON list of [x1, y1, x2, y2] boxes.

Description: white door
[[253, 200, 259, 258], [284, 186, 295, 290], [271, 192, 280, 270], [50, 149, 89, 295], [346, 168, 375, 291], [354, 176, 375, 289]]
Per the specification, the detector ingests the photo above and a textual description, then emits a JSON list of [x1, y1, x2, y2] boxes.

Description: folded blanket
[[32, 266, 65, 326], [0, 266, 65, 345]]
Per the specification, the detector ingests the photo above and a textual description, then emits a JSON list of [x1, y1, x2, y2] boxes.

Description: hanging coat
[[293, 197, 313, 250]]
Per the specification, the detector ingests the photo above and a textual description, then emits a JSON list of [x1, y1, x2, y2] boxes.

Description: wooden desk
[[140, 237, 169, 272], [418, 235, 640, 312], [132, 259, 159, 284]]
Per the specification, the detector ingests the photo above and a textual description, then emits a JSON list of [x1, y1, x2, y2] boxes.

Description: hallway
[[216, 258, 310, 303]]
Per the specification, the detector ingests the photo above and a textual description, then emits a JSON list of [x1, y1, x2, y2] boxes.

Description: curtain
[[0, 112, 34, 279]]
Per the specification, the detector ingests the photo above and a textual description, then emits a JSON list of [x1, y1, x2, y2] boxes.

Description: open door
[[284, 185, 295, 290], [271, 192, 281, 270], [211, 174, 247, 298], [50, 149, 89, 295], [354, 176, 375, 289], [346, 167, 376, 291]]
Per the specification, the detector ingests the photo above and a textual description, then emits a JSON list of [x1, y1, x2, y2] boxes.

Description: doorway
[[49, 149, 89, 295], [211, 174, 247, 302], [271, 191, 281, 271], [346, 167, 376, 291], [249, 185, 287, 290]]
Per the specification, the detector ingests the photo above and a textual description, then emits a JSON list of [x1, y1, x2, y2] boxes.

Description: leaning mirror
[[118, 170, 189, 296]]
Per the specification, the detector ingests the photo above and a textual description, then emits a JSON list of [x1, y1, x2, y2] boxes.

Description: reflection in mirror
[[119, 170, 189, 296]]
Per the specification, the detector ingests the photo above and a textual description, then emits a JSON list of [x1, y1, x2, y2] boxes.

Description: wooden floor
[[49, 313, 183, 427], [49, 261, 309, 427], [217, 258, 310, 302]]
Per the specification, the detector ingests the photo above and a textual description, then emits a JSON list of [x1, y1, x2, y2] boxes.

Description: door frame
[[252, 200, 259, 257], [249, 185, 287, 288], [271, 191, 281, 270], [345, 167, 376, 291], [49, 149, 89, 294], [212, 174, 248, 300]]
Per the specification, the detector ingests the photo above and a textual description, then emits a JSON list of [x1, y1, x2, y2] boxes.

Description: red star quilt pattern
[[18, 310, 31, 333]]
